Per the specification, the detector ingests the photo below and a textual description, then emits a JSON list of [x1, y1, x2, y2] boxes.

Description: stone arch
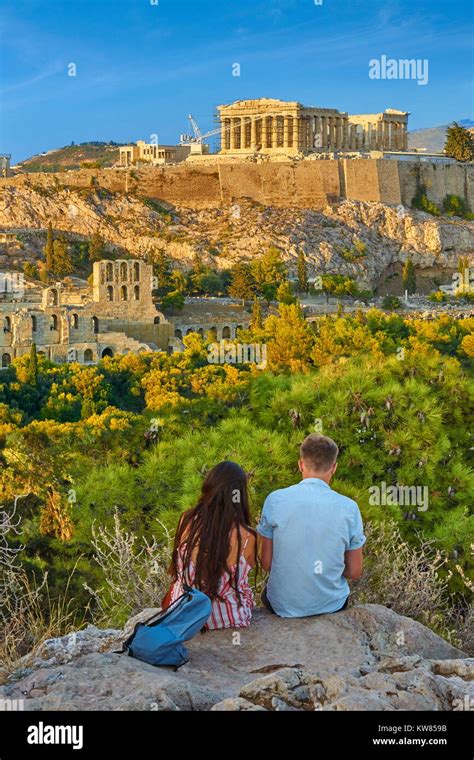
[[50, 314, 58, 331], [222, 325, 231, 339], [236, 324, 243, 333], [133, 285, 140, 300], [186, 328, 195, 336], [120, 285, 128, 301], [84, 348, 94, 363], [31, 315, 37, 332], [72, 313, 79, 328], [174, 329, 183, 339], [48, 288, 59, 307], [133, 262, 140, 281], [197, 328, 204, 336], [101, 347, 114, 358], [106, 262, 113, 282], [1, 352, 11, 367], [4, 316, 11, 333], [92, 316, 99, 334], [209, 326, 217, 340], [120, 262, 128, 281], [153, 316, 161, 324], [106, 285, 114, 302]]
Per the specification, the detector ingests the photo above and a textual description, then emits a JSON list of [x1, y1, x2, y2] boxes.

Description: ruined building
[[217, 98, 409, 155], [0, 259, 248, 367]]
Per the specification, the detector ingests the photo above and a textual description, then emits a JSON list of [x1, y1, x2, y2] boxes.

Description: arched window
[[84, 348, 93, 363], [106, 263, 113, 282], [153, 316, 161, 324], [174, 329, 182, 339], [209, 326, 217, 341], [92, 316, 99, 334], [222, 326, 231, 339], [72, 313, 79, 328], [48, 288, 58, 307], [106, 285, 114, 302], [4, 316, 11, 333], [101, 347, 114, 358], [186, 328, 194, 336], [120, 262, 128, 281], [50, 314, 58, 331], [120, 285, 128, 301], [236, 324, 243, 333], [133, 262, 140, 281], [133, 285, 140, 300], [1, 353, 11, 367], [197, 328, 204, 336], [31, 315, 37, 332]]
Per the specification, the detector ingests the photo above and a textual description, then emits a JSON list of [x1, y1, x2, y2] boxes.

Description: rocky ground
[[2, 605, 472, 711], [0, 182, 473, 290]]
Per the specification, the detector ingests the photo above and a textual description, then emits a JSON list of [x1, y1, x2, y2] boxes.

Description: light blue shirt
[[257, 478, 366, 617]]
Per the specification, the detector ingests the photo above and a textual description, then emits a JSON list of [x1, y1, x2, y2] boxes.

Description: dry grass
[[84, 511, 173, 627]]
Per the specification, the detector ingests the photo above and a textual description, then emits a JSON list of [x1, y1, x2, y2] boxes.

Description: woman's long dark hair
[[170, 461, 258, 605]]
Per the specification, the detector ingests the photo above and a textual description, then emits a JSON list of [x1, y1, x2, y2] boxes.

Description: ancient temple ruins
[[217, 98, 409, 155]]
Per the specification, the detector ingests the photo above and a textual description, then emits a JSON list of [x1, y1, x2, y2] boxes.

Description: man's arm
[[259, 535, 273, 572], [343, 547, 363, 580]]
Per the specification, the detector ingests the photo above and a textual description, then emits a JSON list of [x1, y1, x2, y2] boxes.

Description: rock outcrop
[[0, 180, 472, 289], [2, 605, 472, 711]]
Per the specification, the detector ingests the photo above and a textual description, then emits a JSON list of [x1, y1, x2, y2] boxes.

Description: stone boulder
[[1, 604, 471, 711]]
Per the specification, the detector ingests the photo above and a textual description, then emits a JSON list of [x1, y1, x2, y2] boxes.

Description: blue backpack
[[119, 586, 212, 669]]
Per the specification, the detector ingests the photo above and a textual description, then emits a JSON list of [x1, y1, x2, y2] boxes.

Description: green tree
[[44, 221, 54, 274], [229, 263, 255, 303], [88, 232, 106, 263], [250, 297, 263, 331], [276, 281, 296, 305], [297, 250, 308, 294], [161, 290, 185, 314], [252, 247, 287, 298], [444, 122, 474, 162], [52, 238, 74, 278], [151, 251, 173, 296], [402, 258, 417, 295], [27, 343, 38, 387]]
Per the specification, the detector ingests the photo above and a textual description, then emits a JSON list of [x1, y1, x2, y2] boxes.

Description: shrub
[[382, 294, 402, 310], [412, 185, 440, 216], [442, 194, 468, 218]]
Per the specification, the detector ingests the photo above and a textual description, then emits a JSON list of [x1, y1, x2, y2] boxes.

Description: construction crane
[[179, 115, 220, 145]]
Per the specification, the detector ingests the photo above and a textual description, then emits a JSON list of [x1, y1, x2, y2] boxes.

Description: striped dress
[[169, 537, 255, 629]]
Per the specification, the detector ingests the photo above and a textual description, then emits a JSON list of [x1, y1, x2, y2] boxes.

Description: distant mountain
[[408, 119, 474, 154], [16, 141, 125, 172]]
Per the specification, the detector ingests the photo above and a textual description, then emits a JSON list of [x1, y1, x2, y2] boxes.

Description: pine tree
[[52, 238, 74, 278], [402, 258, 417, 295], [27, 342, 38, 387], [250, 297, 263, 331], [88, 232, 106, 263], [444, 123, 474, 162], [152, 251, 173, 295], [297, 250, 308, 294], [44, 221, 54, 274], [229, 262, 255, 303]]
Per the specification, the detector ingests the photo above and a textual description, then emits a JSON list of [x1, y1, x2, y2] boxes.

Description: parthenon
[[217, 98, 409, 155]]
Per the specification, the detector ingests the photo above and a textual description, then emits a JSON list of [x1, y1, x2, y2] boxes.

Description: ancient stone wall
[[1, 159, 471, 210]]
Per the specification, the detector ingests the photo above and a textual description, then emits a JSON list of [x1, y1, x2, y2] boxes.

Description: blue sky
[[1, 0, 473, 163]]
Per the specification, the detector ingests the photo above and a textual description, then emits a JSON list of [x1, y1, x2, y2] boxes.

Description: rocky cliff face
[[2, 605, 472, 711], [0, 182, 473, 289]]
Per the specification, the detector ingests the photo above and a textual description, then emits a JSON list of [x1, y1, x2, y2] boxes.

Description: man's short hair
[[299, 434, 339, 472]]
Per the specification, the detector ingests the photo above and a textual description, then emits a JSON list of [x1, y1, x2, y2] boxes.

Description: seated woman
[[164, 461, 257, 629]]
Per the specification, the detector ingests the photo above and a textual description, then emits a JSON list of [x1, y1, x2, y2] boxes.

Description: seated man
[[257, 433, 365, 617]]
